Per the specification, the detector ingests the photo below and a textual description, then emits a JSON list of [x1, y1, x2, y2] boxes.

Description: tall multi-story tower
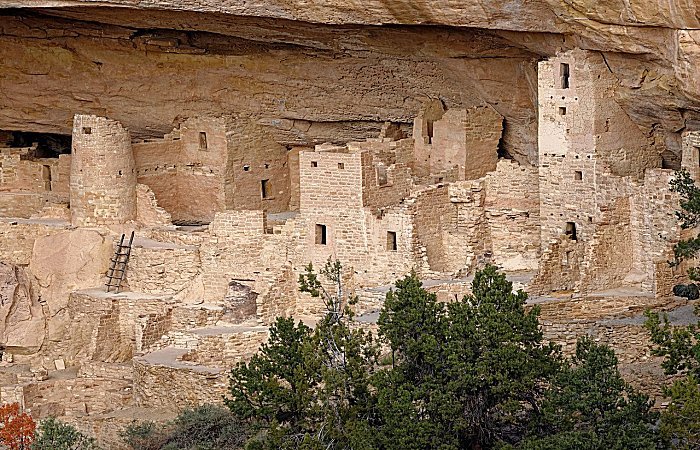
[[538, 49, 655, 251], [70, 115, 137, 226]]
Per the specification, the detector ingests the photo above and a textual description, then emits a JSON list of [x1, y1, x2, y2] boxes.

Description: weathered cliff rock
[[0, 1, 699, 164], [0, 263, 45, 353], [28, 229, 112, 343]]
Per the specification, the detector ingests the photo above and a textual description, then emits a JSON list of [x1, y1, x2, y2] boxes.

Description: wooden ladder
[[105, 231, 134, 293]]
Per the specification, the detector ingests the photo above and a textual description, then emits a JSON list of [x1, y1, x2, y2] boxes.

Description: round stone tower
[[70, 115, 137, 226]]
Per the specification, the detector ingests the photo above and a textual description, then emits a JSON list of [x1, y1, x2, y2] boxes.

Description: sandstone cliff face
[[1, 1, 699, 164], [28, 230, 112, 345], [0, 263, 44, 354]]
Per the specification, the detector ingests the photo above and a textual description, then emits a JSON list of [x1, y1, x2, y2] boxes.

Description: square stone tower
[[538, 49, 655, 250]]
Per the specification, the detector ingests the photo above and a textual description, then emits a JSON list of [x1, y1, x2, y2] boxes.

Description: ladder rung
[[106, 232, 133, 293]]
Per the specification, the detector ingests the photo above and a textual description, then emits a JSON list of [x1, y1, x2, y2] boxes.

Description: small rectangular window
[[387, 231, 397, 251], [560, 63, 570, 89], [311, 161, 318, 168], [565, 222, 577, 241], [338, 162, 345, 169], [82, 127, 92, 134], [199, 132, 208, 151], [261, 179, 269, 199], [42, 165, 52, 191], [558, 107, 567, 116], [315, 224, 327, 245], [376, 165, 388, 186], [574, 171, 582, 180]]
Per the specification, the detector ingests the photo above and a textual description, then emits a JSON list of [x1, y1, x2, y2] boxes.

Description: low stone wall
[[0, 220, 67, 265], [537, 295, 686, 403], [127, 243, 201, 295], [133, 352, 228, 409], [78, 362, 133, 380], [170, 304, 224, 329], [0, 193, 45, 218], [180, 329, 268, 367], [535, 295, 683, 322]]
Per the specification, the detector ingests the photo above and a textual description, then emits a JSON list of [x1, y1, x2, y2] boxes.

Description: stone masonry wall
[[448, 179, 490, 272], [200, 210, 267, 302], [133, 117, 227, 223], [580, 197, 633, 292], [413, 105, 501, 181], [127, 244, 200, 295], [629, 169, 682, 294], [682, 131, 700, 182], [0, 193, 45, 218], [225, 116, 291, 213], [135, 184, 172, 227], [70, 115, 137, 226], [484, 159, 541, 271], [0, 221, 67, 265], [68, 290, 175, 364]]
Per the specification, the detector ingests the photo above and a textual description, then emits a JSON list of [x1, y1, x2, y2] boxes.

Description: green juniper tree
[[375, 266, 561, 449], [518, 337, 663, 450], [658, 374, 700, 449], [33, 418, 101, 450], [643, 168, 700, 449], [226, 259, 378, 449], [668, 169, 700, 296], [121, 405, 250, 450]]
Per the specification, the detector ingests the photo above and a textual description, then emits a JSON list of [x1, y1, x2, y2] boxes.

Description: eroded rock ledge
[[1, 2, 700, 163]]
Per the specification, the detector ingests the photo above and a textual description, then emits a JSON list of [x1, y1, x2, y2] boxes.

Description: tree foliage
[[644, 306, 700, 377], [659, 374, 700, 449], [375, 266, 560, 449], [670, 169, 700, 281], [225, 262, 670, 449], [227, 259, 378, 449], [32, 418, 100, 450], [519, 337, 663, 449], [122, 405, 249, 450], [0, 403, 35, 450]]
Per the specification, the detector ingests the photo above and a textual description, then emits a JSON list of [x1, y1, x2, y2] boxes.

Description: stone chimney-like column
[[70, 115, 137, 226]]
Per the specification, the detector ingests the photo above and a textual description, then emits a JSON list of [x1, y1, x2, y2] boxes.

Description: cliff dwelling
[[1, 2, 700, 447]]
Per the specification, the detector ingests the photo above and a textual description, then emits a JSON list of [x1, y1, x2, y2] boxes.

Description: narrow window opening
[[387, 231, 397, 251], [311, 161, 318, 168], [426, 120, 435, 144], [604, 118, 610, 132], [558, 107, 567, 116], [565, 222, 577, 241], [315, 224, 327, 245], [563, 250, 572, 267], [243, 165, 250, 171], [42, 165, 51, 191], [338, 162, 345, 169], [82, 127, 91, 135], [198, 132, 208, 151], [560, 63, 570, 89], [696, 147, 700, 167], [574, 171, 582, 181], [261, 179, 269, 199], [376, 164, 388, 186]]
